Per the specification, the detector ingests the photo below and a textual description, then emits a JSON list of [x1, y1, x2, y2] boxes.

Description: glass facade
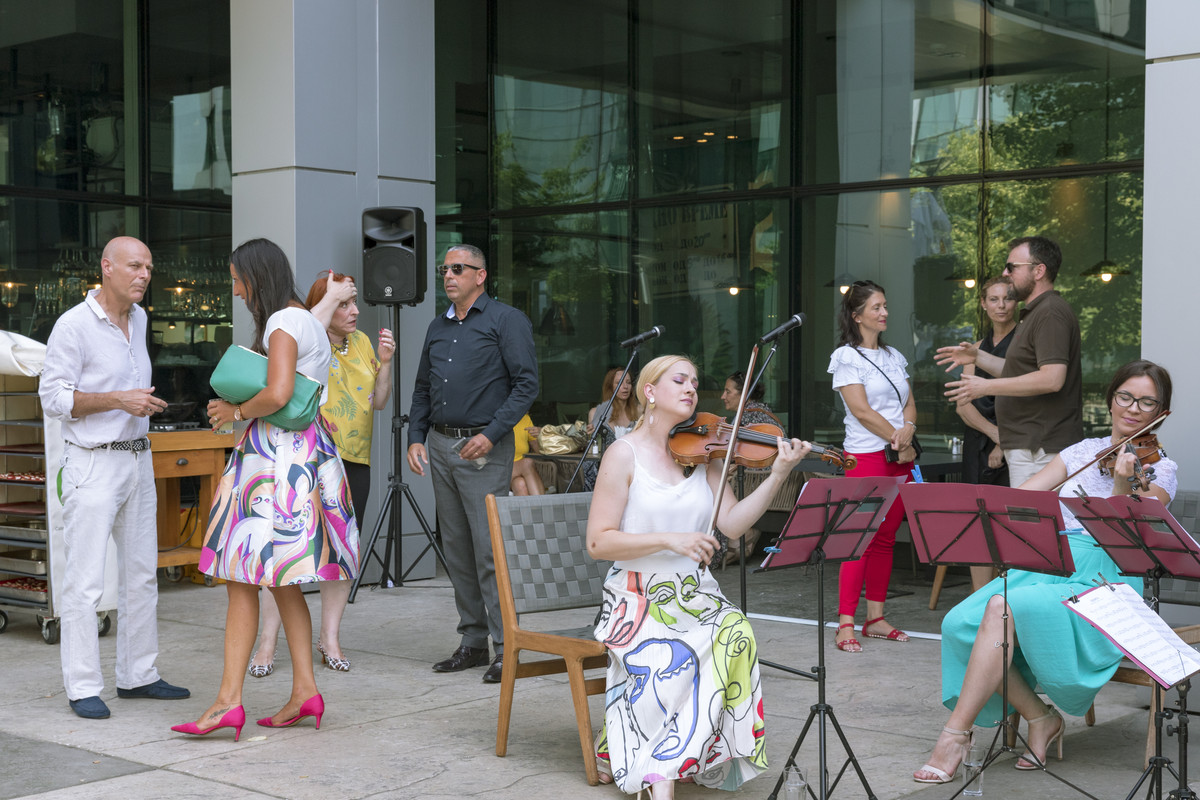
[[440, 1, 1147, 444], [0, 0, 231, 427]]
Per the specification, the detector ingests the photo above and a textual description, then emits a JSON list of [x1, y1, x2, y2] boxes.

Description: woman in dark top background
[[954, 276, 1015, 590], [956, 276, 1015, 486]]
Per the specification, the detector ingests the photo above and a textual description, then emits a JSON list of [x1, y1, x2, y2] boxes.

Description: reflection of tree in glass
[[493, 131, 617, 400], [929, 76, 1142, 377]]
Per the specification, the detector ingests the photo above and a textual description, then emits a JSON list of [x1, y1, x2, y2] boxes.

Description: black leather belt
[[96, 437, 151, 452], [432, 424, 487, 438]]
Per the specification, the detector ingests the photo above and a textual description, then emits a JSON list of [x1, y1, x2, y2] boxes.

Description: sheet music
[[1064, 582, 1200, 689]]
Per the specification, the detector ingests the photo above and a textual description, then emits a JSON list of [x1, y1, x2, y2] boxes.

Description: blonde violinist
[[587, 355, 811, 798], [915, 360, 1177, 784]]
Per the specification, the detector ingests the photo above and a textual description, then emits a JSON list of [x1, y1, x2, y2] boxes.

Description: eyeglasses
[[1113, 390, 1160, 413], [1004, 261, 1040, 272], [436, 263, 483, 277]]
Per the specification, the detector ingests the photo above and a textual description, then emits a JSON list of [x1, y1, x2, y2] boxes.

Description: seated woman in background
[[587, 367, 640, 441], [583, 368, 641, 491], [913, 359, 1177, 784], [721, 370, 781, 427], [510, 413, 545, 495]]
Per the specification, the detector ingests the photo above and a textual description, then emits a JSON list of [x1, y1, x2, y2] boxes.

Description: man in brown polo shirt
[[937, 235, 1083, 487]]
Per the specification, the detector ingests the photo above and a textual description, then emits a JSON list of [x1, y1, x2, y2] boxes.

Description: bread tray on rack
[[0, 521, 47, 544], [0, 576, 47, 603], [0, 547, 47, 575]]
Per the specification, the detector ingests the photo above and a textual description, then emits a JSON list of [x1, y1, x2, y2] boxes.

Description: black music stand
[[1062, 494, 1200, 800], [761, 476, 904, 800], [900, 482, 1099, 799]]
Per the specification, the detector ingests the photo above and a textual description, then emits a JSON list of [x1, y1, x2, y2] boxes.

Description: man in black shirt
[[407, 244, 538, 683]]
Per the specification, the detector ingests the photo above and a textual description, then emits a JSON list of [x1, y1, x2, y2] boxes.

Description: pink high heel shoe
[[171, 705, 246, 742], [256, 693, 324, 730]]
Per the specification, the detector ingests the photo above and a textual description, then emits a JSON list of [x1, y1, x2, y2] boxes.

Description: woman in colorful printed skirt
[[586, 354, 811, 797], [170, 239, 359, 741], [248, 270, 393, 677]]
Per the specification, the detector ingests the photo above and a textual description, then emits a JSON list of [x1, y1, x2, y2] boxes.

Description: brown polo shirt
[[994, 290, 1083, 452]]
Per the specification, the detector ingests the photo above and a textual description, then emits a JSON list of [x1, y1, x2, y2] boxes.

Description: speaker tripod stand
[[349, 303, 447, 602]]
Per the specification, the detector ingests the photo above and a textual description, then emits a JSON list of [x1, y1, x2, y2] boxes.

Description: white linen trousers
[[58, 442, 160, 699]]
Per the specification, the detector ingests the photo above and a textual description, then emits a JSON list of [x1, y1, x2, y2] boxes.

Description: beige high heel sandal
[[1015, 706, 1064, 770], [913, 725, 974, 784]]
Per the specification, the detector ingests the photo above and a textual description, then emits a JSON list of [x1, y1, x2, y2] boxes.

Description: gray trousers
[[428, 430, 515, 654]]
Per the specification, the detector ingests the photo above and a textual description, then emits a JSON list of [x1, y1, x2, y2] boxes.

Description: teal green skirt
[[940, 533, 1141, 726]]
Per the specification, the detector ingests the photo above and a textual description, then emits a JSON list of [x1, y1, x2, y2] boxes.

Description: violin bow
[[1051, 409, 1170, 492], [701, 344, 760, 568]]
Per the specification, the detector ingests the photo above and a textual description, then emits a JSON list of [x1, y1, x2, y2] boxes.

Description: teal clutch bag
[[209, 345, 322, 432]]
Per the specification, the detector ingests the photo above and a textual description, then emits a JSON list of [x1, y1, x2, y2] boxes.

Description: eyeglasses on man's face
[[1113, 390, 1160, 413], [436, 263, 483, 278], [1004, 261, 1040, 273]]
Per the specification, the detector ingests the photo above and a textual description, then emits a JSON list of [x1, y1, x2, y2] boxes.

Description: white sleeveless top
[[612, 438, 714, 574]]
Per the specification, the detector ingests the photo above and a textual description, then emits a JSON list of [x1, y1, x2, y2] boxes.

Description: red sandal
[[862, 616, 909, 642], [835, 622, 862, 652]]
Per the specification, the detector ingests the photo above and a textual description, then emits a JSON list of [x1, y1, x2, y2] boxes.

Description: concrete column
[[230, 0, 437, 577], [1144, 0, 1200, 490]]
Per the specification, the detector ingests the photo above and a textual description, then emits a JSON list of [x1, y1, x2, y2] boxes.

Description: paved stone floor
[[0, 565, 1191, 799]]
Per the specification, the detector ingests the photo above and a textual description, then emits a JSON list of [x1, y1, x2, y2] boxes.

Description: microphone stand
[[733, 338, 779, 610], [565, 347, 640, 492]]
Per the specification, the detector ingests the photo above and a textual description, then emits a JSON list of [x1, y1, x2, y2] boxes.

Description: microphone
[[619, 325, 664, 349], [759, 313, 806, 344]]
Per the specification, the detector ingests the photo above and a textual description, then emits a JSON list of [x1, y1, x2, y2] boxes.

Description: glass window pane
[[435, 0, 489, 215], [983, 173, 1142, 434], [147, 0, 232, 203], [0, 197, 134, 341], [637, 0, 790, 197], [988, 5, 1144, 169], [494, 0, 629, 209], [0, 0, 130, 194], [489, 212, 630, 424], [635, 198, 791, 422], [802, 0, 984, 185], [144, 207, 233, 428], [797, 186, 982, 448]]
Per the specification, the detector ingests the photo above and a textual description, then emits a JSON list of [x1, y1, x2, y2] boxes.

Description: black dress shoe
[[482, 654, 503, 684], [432, 645, 488, 672]]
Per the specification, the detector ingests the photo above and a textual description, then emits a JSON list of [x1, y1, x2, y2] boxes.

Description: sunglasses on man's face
[[436, 263, 483, 278]]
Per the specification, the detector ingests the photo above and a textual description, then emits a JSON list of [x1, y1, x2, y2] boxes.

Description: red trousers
[[837, 449, 914, 617]]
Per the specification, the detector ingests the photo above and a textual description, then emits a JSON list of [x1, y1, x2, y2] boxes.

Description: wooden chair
[[485, 492, 610, 785]]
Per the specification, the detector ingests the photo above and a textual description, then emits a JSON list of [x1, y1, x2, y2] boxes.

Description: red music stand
[[1061, 494, 1200, 800], [761, 476, 904, 800], [899, 483, 1092, 798]]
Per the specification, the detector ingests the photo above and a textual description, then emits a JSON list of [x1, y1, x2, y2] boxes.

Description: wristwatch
[[234, 404, 243, 422]]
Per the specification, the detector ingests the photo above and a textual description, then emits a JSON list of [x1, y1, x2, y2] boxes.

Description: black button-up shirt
[[408, 292, 538, 447]]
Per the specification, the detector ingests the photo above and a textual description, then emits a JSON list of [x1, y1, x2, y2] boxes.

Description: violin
[[668, 412, 856, 472], [1053, 410, 1170, 493], [1096, 433, 1165, 477]]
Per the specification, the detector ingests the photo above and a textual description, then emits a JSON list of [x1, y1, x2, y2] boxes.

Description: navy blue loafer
[[116, 678, 190, 700], [69, 696, 111, 719]]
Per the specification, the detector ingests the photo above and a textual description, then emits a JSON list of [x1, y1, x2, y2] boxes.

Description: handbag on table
[[209, 345, 322, 432]]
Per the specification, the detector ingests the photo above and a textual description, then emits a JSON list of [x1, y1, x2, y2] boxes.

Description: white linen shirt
[[40, 289, 153, 448]]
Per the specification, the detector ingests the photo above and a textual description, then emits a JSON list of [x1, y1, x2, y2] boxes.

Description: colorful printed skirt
[[594, 568, 767, 793], [199, 418, 359, 586]]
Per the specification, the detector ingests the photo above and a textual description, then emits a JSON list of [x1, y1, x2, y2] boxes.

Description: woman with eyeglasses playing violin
[[915, 360, 1177, 785]]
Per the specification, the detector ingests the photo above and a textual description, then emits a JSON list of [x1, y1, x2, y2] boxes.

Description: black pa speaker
[[362, 207, 426, 305]]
